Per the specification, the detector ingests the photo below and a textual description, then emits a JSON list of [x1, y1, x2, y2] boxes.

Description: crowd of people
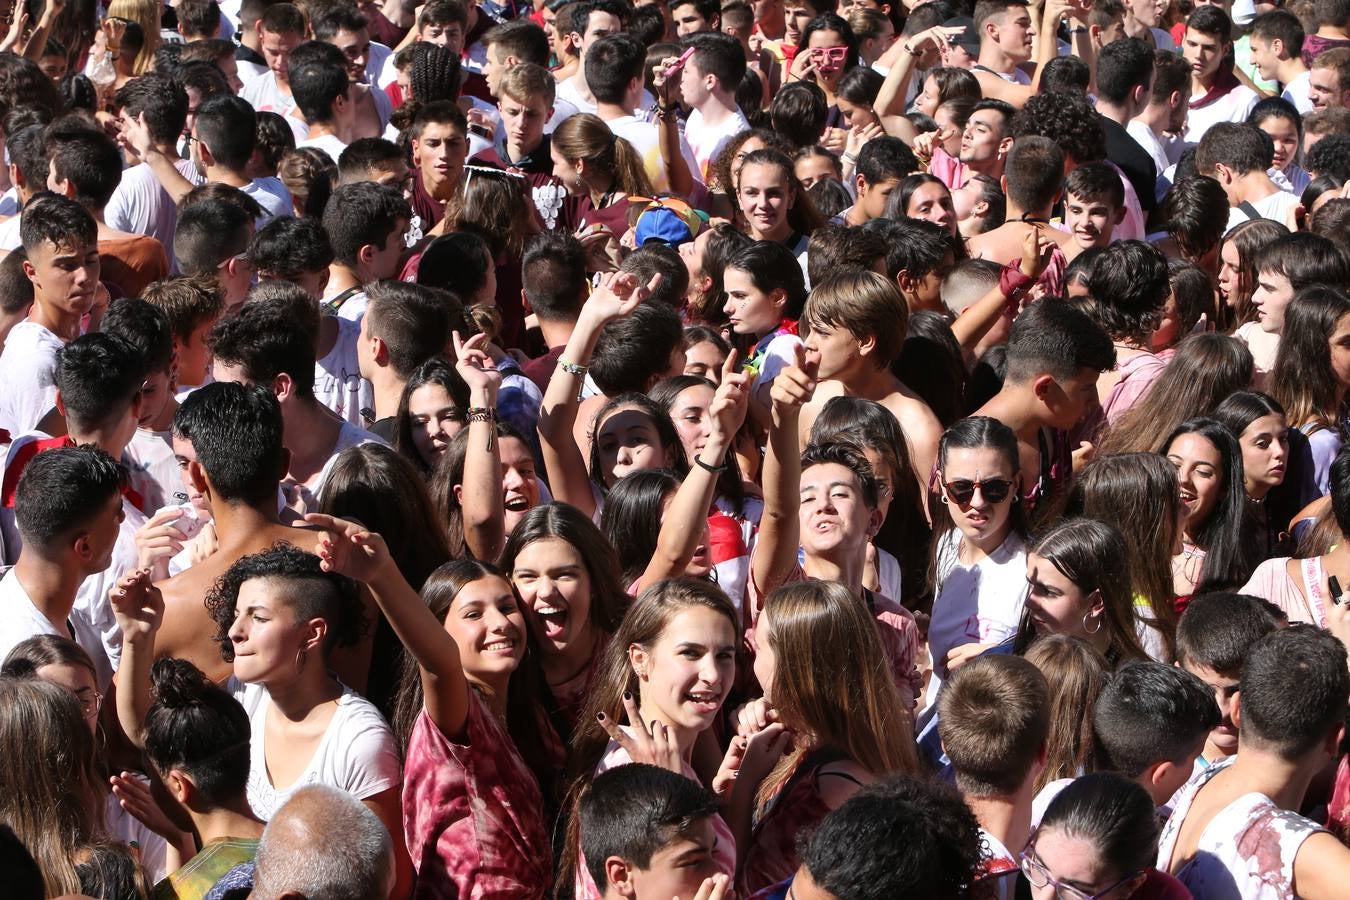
[[2, 0, 1350, 896]]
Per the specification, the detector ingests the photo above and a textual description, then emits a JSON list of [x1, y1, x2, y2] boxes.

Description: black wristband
[[695, 455, 727, 473]]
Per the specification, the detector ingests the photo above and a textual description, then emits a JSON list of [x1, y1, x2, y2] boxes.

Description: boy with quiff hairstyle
[[939, 653, 1049, 895]]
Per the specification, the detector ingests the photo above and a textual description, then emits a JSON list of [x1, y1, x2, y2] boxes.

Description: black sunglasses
[[943, 478, 1014, 505]]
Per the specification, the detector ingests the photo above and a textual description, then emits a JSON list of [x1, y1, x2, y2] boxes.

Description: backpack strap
[[322, 286, 363, 316]]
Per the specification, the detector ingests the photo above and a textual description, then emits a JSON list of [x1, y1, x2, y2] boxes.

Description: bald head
[[252, 785, 394, 900]]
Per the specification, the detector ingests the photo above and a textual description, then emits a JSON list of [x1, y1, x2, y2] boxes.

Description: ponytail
[[612, 136, 655, 198]]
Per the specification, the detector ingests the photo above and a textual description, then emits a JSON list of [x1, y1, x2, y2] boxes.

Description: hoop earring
[[1082, 610, 1102, 634]]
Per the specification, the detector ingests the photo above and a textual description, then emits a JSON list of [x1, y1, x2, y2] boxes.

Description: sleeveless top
[[1157, 756, 1325, 900], [737, 747, 862, 897]]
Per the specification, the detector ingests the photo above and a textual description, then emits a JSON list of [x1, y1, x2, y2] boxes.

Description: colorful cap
[[632, 196, 710, 247]]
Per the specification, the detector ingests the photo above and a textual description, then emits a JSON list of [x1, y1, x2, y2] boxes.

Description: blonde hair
[[108, 0, 162, 74], [499, 61, 556, 108], [0, 678, 108, 895], [755, 580, 918, 811], [552, 112, 654, 198]]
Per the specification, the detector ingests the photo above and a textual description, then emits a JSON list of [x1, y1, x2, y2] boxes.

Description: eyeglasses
[[942, 477, 1014, 505], [1020, 847, 1138, 900]]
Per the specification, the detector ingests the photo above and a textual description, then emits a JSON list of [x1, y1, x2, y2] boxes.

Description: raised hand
[[708, 351, 750, 440], [110, 772, 187, 846], [845, 120, 885, 160], [1019, 223, 1057, 280], [582, 270, 663, 326], [690, 873, 732, 900], [120, 110, 157, 160], [734, 696, 779, 738], [305, 513, 395, 584], [597, 691, 683, 774], [733, 721, 791, 787], [135, 507, 188, 582], [770, 343, 818, 416], [109, 568, 164, 643], [450, 330, 502, 400]]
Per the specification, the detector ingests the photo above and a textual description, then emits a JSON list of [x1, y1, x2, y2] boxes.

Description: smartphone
[[665, 46, 697, 77], [1331, 575, 1343, 605], [468, 122, 493, 139]]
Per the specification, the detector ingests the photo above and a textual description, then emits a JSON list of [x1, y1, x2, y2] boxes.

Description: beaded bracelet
[[467, 407, 498, 451]]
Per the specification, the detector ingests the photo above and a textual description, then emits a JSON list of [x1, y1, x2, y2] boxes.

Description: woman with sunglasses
[[1025, 772, 1188, 900], [927, 416, 1030, 705]]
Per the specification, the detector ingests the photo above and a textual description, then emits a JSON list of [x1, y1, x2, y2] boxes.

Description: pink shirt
[[402, 695, 551, 899], [1103, 350, 1168, 424]]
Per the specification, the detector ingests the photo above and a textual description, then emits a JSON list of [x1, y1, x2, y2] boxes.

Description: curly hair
[[203, 543, 366, 664], [1011, 91, 1107, 163]]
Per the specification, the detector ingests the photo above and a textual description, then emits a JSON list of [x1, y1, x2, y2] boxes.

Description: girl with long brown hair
[[563, 578, 741, 899], [1061, 458, 1182, 662], [1096, 333, 1255, 456], [305, 520, 553, 898], [1270, 286, 1350, 496], [1013, 518, 1151, 668], [552, 112, 654, 235], [735, 148, 824, 263], [1024, 634, 1111, 791], [0, 677, 113, 895], [733, 579, 919, 896]]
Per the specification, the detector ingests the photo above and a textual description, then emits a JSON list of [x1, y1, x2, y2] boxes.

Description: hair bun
[[149, 657, 210, 709]]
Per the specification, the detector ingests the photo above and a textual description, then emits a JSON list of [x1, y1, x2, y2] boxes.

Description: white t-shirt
[[1283, 69, 1315, 114], [322, 285, 369, 323], [315, 316, 373, 428], [105, 788, 169, 883], [240, 71, 294, 118], [229, 677, 401, 821], [603, 115, 704, 195], [0, 321, 63, 436], [0, 214, 19, 252], [104, 158, 204, 266], [750, 332, 802, 411], [296, 132, 350, 165], [241, 176, 294, 224], [925, 528, 1029, 707], [0, 566, 68, 666], [555, 77, 657, 117], [1126, 120, 1174, 201], [282, 420, 386, 513], [685, 107, 750, 180], [123, 426, 179, 514], [1223, 187, 1301, 231], [70, 496, 147, 688], [1182, 84, 1259, 148]]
